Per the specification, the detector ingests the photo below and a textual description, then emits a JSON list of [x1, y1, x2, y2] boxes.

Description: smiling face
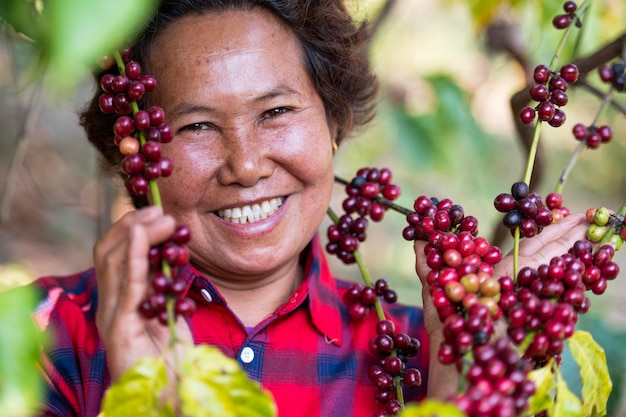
[[147, 8, 336, 284]]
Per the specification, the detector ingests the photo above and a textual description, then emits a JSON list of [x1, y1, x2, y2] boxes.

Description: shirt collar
[[302, 234, 343, 346], [179, 233, 343, 346]]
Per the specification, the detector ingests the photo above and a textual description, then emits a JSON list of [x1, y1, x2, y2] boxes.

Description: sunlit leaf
[[568, 330, 612, 417], [345, 0, 388, 24], [40, 0, 157, 92], [0, 286, 47, 417], [527, 364, 555, 415], [179, 345, 276, 417], [553, 369, 583, 417], [398, 399, 467, 417], [101, 357, 174, 417]]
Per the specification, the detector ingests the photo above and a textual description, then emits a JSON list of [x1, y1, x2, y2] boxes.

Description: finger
[[95, 207, 164, 327], [413, 240, 430, 283], [96, 211, 176, 331], [114, 216, 177, 317], [94, 206, 164, 262]]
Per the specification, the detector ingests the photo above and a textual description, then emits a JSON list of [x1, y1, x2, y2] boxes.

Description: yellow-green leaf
[[0, 286, 47, 417], [397, 399, 467, 417], [101, 357, 174, 417], [179, 345, 276, 417], [568, 330, 612, 417], [552, 369, 583, 417], [527, 364, 555, 415]]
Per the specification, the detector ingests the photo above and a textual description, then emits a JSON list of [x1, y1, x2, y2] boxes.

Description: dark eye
[[261, 107, 290, 120], [179, 122, 212, 132]]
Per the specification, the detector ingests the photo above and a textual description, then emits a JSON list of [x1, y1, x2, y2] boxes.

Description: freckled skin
[[146, 9, 336, 292]]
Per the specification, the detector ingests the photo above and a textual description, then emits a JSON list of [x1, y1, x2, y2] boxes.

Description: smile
[[217, 197, 285, 224]]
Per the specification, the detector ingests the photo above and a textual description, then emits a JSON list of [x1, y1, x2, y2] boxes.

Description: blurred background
[[1, 0, 625, 415]]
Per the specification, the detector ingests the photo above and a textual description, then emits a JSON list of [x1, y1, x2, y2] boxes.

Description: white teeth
[[260, 201, 271, 219], [218, 197, 284, 224]]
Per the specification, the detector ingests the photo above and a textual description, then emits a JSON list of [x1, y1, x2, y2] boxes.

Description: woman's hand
[[413, 213, 589, 399], [94, 206, 193, 382]]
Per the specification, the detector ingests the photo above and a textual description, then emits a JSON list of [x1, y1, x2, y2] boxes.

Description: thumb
[[413, 240, 430, 285]]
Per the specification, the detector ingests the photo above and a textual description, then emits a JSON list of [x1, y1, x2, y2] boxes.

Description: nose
[[216, 126, 275, 187]]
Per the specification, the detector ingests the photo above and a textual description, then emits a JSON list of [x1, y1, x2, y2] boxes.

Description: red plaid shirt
[[31, 235, 429, 417]]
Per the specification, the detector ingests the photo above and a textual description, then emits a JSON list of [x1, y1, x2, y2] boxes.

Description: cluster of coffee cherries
[[493, 182, 555, 238], [368, 319, 423, 417], [398, 195, 542, 415], [453, 338, 536, 417], [344, 279, 398, 320], [586, 207, 626, 249], [402, 197, 505, 363], [552, 1, 581, 29], [98, 49, 175, 196], [439, 303, 494, 365], [499, 237, 619, 364], [326, 214, 369, 264], [401, 196, 480, 241], [97, 48, 195, 323], [97, 48, 157, 115], [519, 62, 579, 127], [140, 225, 197, 324], [599, 60, 625, 92], [331, 168, 424, 417], [327, 168, 401, 264], [571, 123, 613, 149], [341, 167, 401, 221]]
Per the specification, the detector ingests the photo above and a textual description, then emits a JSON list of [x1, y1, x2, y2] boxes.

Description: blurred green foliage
[[0, 0, 157, 91], [0, 285, 47, 417]]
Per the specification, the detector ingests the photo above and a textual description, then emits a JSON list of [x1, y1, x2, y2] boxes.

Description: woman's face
[[147, 8, 336, 282]]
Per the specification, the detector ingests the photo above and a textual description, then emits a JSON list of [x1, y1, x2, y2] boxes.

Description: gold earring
[[332, 140, 338, 155]]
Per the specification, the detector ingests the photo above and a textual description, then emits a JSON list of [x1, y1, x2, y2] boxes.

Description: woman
[[31, 1, 590, 416]]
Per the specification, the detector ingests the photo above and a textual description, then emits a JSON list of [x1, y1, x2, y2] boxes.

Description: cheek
[[158, 142, 219, 207], [275, 117, 335, 180]]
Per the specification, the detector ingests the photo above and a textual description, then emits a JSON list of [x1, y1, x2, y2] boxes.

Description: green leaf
[[552, 368, 583, 417], [527, 364, 555, 415], [178, 345, 276, 417], [397, 400, 466, 417], [101, 357, 174, 417], [0, 286, 47, 417], [40, 0, 157, 92], [568, 330, 612, 417], [0, 0, 42, 40]]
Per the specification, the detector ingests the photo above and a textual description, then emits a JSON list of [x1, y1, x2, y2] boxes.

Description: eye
[[260, 107, 290, 121], [179, 122, 213, 133]]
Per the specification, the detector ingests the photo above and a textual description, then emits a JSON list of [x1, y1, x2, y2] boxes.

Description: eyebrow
[[168, 85, 300, 119]]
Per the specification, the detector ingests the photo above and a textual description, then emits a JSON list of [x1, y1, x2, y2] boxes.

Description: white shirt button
[[200, 288, 213, 303], [240, 347, 254, 364]]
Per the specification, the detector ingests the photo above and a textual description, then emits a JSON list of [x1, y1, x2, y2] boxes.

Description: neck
[[208, 260, 304, 328]]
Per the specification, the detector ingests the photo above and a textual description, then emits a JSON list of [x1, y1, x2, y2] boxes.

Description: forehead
[[147, 8, 304, 74], [144, 8, 314, 105]]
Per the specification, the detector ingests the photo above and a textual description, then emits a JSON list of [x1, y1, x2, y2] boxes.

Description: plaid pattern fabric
[[31, 234, 429, 417]]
